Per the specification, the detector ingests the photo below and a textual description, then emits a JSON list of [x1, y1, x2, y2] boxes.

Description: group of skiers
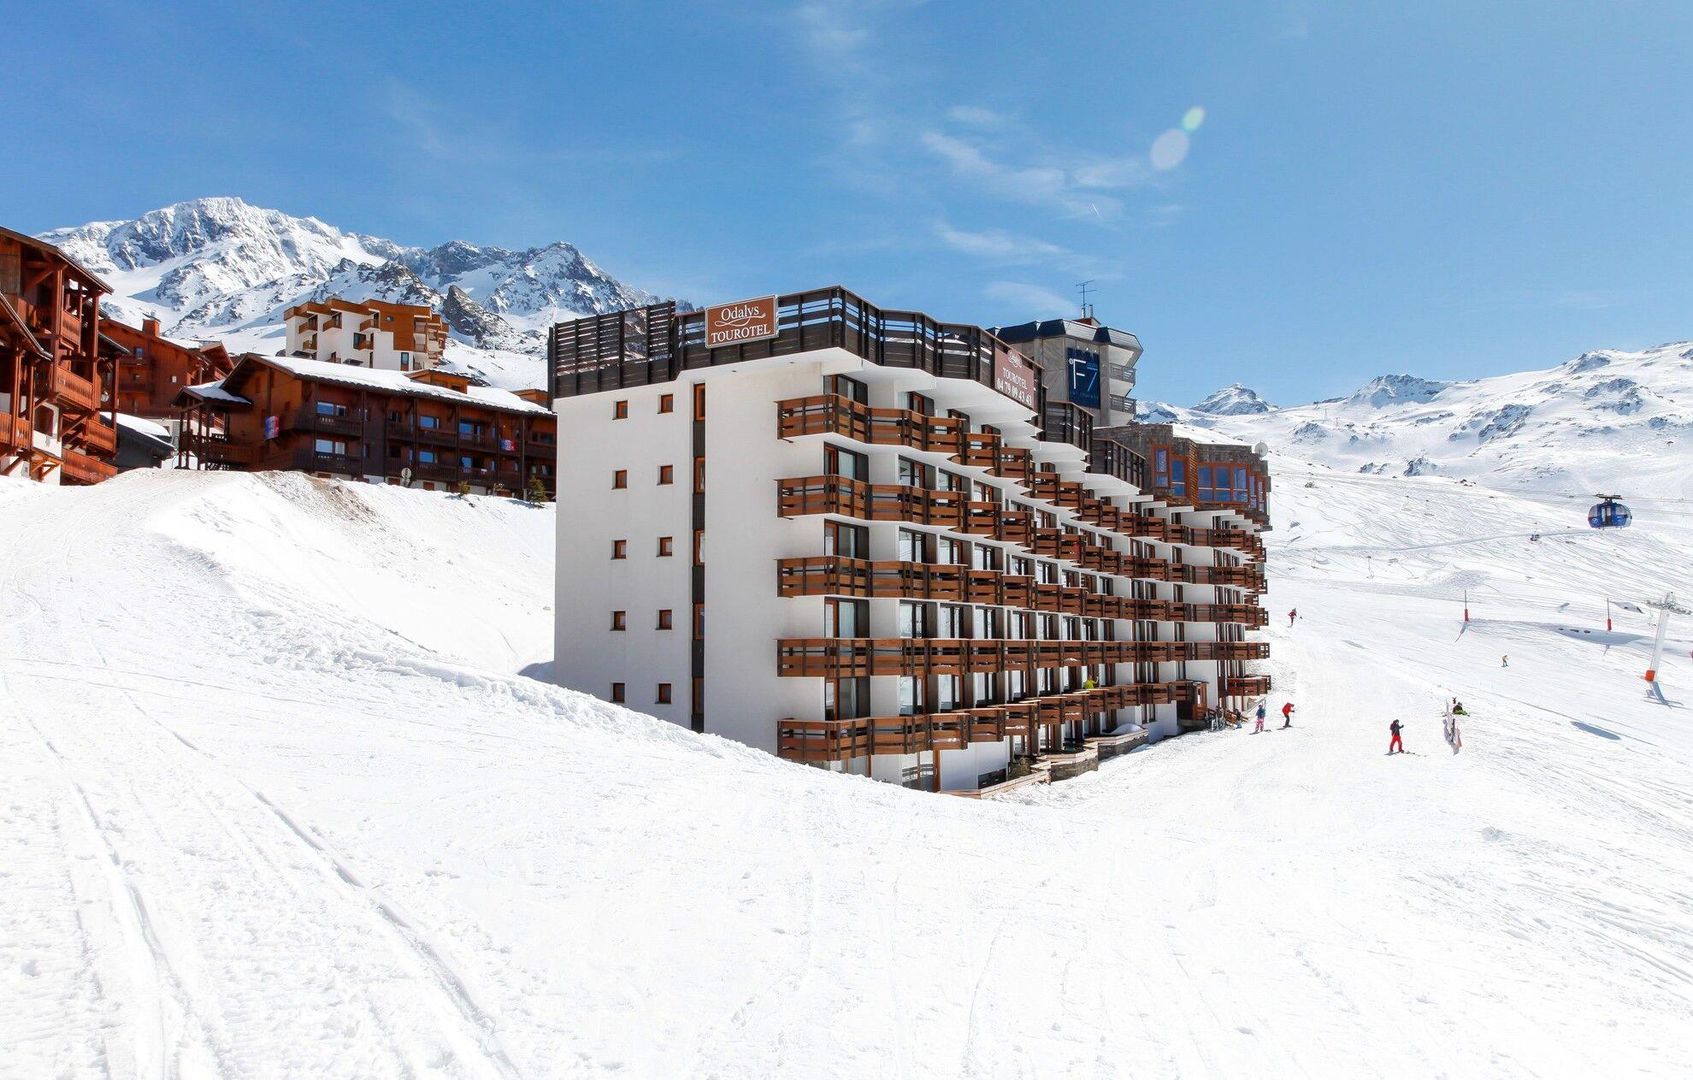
[[1387, 698, 1467, 755], [1249, 700, 1295, 733]]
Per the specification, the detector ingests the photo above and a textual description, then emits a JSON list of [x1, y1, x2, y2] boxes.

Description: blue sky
[[11, 1, 1693, 405]]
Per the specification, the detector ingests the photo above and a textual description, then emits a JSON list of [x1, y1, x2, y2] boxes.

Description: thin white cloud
[[932, 221, 1070, 263], [947, 105, 1010, 129], [985, 280, 1073, 316]]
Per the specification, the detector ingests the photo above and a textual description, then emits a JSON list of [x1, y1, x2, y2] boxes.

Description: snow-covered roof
[[115, 413, 172, 440], [259, 355, 552, 416], [182, 381, 252, 405]]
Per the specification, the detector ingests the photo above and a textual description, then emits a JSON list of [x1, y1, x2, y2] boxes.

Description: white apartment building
[[284, 298, 448, 372], [549, 288, 1271, 795]]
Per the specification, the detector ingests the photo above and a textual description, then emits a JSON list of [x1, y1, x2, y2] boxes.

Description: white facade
[[553, 347, 1268, 793], [284, 302, 445, 373]]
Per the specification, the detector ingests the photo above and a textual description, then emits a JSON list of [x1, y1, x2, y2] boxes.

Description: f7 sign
[[703, 296, 779, 348], [1067, 346, 1101, 410]]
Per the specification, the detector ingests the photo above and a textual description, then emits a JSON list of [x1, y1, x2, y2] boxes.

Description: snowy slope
[[37, 197, 675, 390], [4, 466, 1692, 1077], [1148, 341, 1693, 497]]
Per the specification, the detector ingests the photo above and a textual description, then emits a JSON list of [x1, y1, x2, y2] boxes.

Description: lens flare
[[1150, 129, 1190, 171], [1182, 106, 1206, 132]]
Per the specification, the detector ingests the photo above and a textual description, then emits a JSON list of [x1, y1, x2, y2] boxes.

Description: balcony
[[291, 408, 366, 438], [44, 367, 97, 413], [775, 475, 967, 528], [59, 449, 117, 485], [776, 394, 965, 456], [775, 637, 1158, 679], [197, 438, 258, 467], [1040, 401, 1093, 453], [776, 680, 1203, 766], [292, 449, 365, 475], [78, 418, 118, 456], [555, 287, 1044, 413], [1222, 675, 1273, 697], [386, 421, 458, 447], [0, 412, 29, 450]]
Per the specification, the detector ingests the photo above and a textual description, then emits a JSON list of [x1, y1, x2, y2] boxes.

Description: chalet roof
[[176, 381, 252, 407], [0, 293, 50, 359], [115, 412, 173, 440], [189, 353, 552, 418], [0, 225, 112, 293]]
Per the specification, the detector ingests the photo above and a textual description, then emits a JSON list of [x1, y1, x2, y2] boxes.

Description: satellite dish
[[1253, 442, 1270, 456], [401, 467, 413, 483]]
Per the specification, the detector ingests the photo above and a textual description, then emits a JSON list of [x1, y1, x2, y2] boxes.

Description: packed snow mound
[[37, 196, 679, 390], [5, 467, 1693, 1077], [1191, 383, 1273, 415], [1157, 340, 1693, 496]]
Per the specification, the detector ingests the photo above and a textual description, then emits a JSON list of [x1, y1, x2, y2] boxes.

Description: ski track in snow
[[2, 464, 1691, 1078]]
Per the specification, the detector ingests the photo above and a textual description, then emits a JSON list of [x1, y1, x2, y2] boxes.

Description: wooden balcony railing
[[774, 637, 1237, 679], [777, 681, 1203, 764], [776, 394, 965, 456], [79, 418, 118, 455], [44, 367, 97, 413], [1222, 675, 1274, 697], [292, 449, 365, 475], [58, 449, 117, 485], [291, 408, 366, 438], [0, 412, 30, 450]]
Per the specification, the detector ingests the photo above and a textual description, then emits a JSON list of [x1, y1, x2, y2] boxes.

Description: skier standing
[[1281, 701, 1295, 728], [1254, 702, 1267, 733], [1287, 608, 1298, 627], [1501, 654, 1509, 668], [1389, 719, 1405, 755]]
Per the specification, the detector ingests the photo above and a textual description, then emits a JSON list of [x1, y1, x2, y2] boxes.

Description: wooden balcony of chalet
[[79, 417, 117, 456], [291, 407, 367, 439], [42, 366, 97, 414], [59, 449, 117, 485], [385, 420, 459, 447], [292, 449, 365, 475], [196, 437, 258, 468], [0, 411, 30, 450]]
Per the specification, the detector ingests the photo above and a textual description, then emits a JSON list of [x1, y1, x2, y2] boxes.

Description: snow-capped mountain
[[1191, 383, 1273, 415], [1143, 341, 1693, 498], [37, 196, 676, 388]]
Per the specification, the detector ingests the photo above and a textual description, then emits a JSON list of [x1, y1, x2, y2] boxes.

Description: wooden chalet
[[175, 353, 557, 498], [0, 226, 120, 485], [104, 317, 233, 424]]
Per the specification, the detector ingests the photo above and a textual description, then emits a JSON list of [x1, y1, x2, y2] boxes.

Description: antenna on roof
[[1076, 280, 1096, 320]]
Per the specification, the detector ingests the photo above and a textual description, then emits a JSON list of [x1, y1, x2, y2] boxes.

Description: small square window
[[613, 469, 628, 489], [613, 400, 628, 419], [657, 609, 673, 630], [612, 539, 627, 559], [656, 683, 672, 704], [657, 536, 674, 557], [610, 682, 626, 703], [659, 393, 675, 414], [611, 611, 626, 631], [658, 464, 674, 485]]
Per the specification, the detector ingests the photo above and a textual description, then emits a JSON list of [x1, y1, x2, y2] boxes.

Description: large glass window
[[1170, 459, 1186, 497], [899, 601, 930, 639], [897, 456, 931, 489], [825, 444, 868, 481], [826, 598, 868, 637], [826, 522, 869, 559], [897, 528, 925, 563], [830, 374, 868, 404]]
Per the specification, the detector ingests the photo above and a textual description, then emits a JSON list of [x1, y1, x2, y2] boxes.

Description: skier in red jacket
[[1287, 608, 1298, 627], [1389, 718, 1405, 754], [1281, 701, 1295, 729]]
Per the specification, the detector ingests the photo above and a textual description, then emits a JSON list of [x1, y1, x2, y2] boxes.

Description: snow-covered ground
[[3, 465, 1691, 1078]]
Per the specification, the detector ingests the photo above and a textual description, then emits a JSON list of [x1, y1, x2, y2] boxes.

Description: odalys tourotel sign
[[993, 345, 1039, 410], [703, 295, 779, 348]]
